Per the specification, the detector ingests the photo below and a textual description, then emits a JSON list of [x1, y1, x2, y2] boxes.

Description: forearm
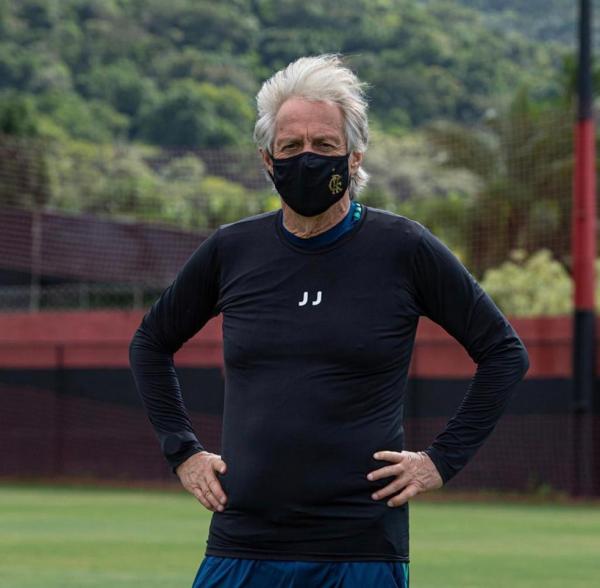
[[129, 327, 204, 472], [424, 341, 529, 483]]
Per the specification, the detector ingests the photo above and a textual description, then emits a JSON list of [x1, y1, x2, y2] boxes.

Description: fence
[[0, 283, 165, 312], [1, 108, 597, 496], [1, 311, 598, 496], [0, 105, 574, 271]]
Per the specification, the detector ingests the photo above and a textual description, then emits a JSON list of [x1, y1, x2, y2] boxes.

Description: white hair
[[253, 54, 370, 199]]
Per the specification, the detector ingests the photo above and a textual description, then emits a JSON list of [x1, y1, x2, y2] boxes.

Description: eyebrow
[[312, 135, 343, 144], [275, 136, 302, 145], [275, 134, 343, 146]]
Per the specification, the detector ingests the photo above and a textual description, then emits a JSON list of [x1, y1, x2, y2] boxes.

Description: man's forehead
[[275, 98, 345, 136]]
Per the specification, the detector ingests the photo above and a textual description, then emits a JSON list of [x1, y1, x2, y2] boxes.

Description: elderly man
[[130, 55, 529, 588]]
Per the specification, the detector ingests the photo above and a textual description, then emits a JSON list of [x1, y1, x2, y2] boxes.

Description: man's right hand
[[176, 451, 228, 512]]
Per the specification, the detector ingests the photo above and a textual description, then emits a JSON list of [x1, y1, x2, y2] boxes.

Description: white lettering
[[298, 291, 308, 306]]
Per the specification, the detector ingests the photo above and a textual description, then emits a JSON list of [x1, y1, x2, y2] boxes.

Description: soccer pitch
[[1, 485, 599, 588]]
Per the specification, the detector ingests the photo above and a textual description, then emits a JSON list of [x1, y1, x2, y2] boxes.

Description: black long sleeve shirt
[[129, 206, 529, 562]]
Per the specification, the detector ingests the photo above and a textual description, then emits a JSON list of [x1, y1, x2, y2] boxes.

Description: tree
[[481, 249, 572, 316], [137, 80, 254, 147], [78, 59, 158, 120], [426, 88, 573, 274], [0, 92, 50, 209], [0, 91, 40, 136], [46, 141, 165, 220], [34, 90, 129, 142], [0, 0, 565, 145]]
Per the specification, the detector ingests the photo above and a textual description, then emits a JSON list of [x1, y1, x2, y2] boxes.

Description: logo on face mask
[[328, 174, 343, 195]]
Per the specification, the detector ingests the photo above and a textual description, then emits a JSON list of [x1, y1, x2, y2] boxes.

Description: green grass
[[410, 500, 600, 587], [1, 484, 599, 587]]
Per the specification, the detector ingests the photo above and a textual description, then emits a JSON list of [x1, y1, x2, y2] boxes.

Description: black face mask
[[269, 151, 350, 217]]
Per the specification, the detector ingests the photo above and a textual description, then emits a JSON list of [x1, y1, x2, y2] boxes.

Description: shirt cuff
[[422, 446, 453, 485], [161, 431, 205, 474]]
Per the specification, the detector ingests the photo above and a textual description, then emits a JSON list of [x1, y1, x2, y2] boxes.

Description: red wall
[[0, 310, 576, 377]]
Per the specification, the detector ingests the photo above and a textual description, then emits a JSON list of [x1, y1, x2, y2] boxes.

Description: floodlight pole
[[572, 0, 596, 496]]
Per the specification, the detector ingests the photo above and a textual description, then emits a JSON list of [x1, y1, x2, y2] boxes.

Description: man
[[129, 54, 529, 587]]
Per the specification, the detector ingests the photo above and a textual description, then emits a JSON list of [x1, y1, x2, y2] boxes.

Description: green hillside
[[457, 0, 587, 47], [0, 0, 564, 146]]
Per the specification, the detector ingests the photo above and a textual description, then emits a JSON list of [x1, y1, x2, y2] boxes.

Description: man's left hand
[[367, 451, 443, 507]]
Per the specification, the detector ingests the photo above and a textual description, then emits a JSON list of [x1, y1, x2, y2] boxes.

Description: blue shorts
[[192, 556, 409, 588]]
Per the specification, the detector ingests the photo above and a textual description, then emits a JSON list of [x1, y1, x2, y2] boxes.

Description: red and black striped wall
[[1, 311, 598, 494]]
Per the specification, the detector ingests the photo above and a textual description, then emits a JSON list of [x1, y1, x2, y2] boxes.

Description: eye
[[281, 143, 300, 152]]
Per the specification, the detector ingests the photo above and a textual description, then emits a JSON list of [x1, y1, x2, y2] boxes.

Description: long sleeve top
[[129, 205, 529, 562]]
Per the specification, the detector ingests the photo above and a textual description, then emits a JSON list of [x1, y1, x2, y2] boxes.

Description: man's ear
[[260, 148, 274, 176], [349, 151, 363, 176]]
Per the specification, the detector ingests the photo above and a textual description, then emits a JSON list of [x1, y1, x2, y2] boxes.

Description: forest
[[0, 0, 568, 144], [0, 0, 593, 314], [456, 1, 595, 47]]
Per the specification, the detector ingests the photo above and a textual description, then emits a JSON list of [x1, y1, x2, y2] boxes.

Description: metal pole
[[53, 344, 66, 478], [572, 0, 596, 496], [29, 209, 42, 311]]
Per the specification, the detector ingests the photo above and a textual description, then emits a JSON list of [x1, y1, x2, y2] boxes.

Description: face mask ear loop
[[347, 152, 354, 200], [265, 150, 276, 182]]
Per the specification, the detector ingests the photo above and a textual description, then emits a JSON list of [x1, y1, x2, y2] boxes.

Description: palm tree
[[426, 88, 573, 275]]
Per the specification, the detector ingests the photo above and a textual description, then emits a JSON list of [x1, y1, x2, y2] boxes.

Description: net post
[[572, 0, 597, 497]]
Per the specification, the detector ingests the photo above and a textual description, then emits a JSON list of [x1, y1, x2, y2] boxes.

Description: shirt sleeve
[[410, 227, 529, 484], [129, 229, 221, 473]]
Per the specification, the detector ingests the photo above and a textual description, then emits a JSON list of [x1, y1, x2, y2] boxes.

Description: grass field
[[1, 484, 599, 588]]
